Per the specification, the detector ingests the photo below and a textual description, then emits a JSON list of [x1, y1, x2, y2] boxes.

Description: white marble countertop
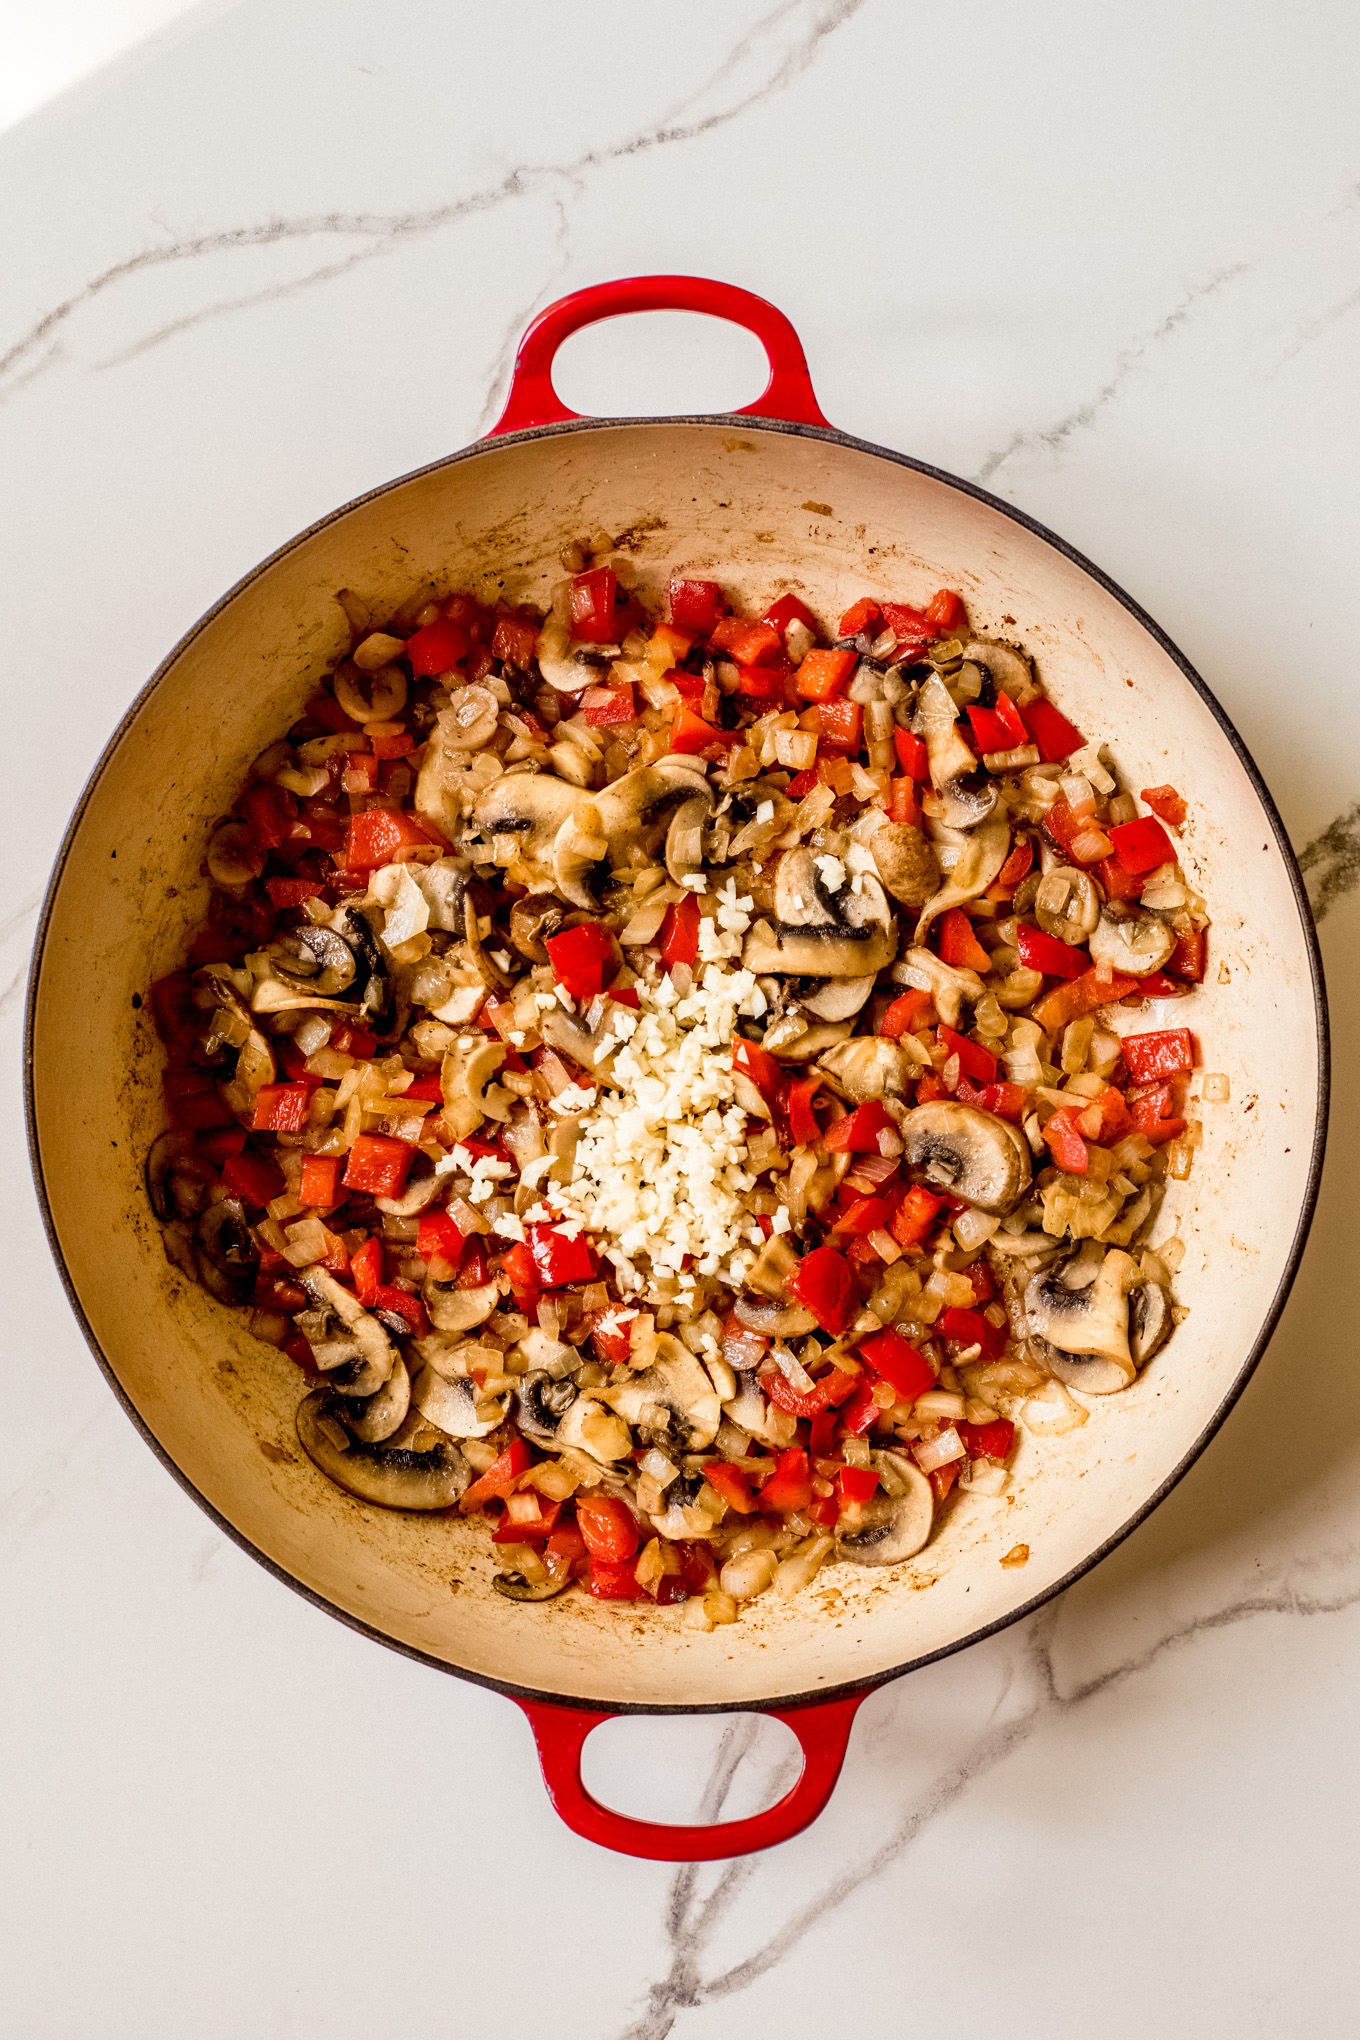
[[4, 3, 1358, 2033]]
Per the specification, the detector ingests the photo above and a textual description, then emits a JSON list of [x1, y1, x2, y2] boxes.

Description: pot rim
[[23, 411, 1331, 1716]]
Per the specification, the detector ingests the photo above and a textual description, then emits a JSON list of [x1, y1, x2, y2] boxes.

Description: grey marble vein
[[1270, 276, 1360, 372], [1298, 802, 1360, 921], [972, 263, 1249, 485], [613, 1553, 1360, 2038], [0, 0, 867, 405]]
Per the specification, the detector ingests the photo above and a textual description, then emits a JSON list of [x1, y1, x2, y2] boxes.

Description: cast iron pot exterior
[[26, 278, 1328, 1858]]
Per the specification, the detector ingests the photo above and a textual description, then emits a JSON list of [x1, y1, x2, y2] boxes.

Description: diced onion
[[913, 1426, 965, 1472]]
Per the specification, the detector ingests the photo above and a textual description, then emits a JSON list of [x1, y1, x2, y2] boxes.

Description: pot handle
[[514, 1690, 865, 1860], [488, 275, 832, 436]]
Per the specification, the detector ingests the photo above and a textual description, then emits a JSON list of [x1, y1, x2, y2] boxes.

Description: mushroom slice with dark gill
[[600, 1334, 723, 1451], [913, 815, 1012, 944], [1129, 1280, 1172, 1366], [837, 1456, 934, 1565], [912, 672, 997, 829], [267, 924, 358, 999], [1088, 910, 1176, 978], [411, 1367, 507, 1439], [742, 845, 897, 979], [296, 1390, 470, 1509], [1024, 1241, 1137, 1393], [146, 1131, 213, 1223], [493, 1565, 572, 1602], [898, 1100, 1032, 1215], [466, 772, 581, 892], [963, 637, 1034, 699], [731, 1293, 820, 1340], [422, 1272, 501, 1335], [343, 1354, 412, 1444], [193, 1198, 259, 1304], [795, 974, 878, 1023], [297, 1266, 396, 1397], [513, 1370, 579, 1447]]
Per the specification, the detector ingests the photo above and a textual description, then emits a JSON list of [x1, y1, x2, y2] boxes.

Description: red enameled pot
[[26, 277, 1327, 1858]]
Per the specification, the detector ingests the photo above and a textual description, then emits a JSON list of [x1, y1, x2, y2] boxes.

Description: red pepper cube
[[936, 908, 991, 972], [764, 592, 821, 641], [880, 990, 930, 1040], [814, 697, 864, 754], [857, 1326, 934, 1404], [1043, 1106, 1090, 1174], [342, 1133, 416, 1199], [958, 1417, 1015, 1462], [1168, 928, 1207, 982], [924, 588, 967, 633], [576, 1494, 640, 1563], [823, 1101, 894, 1153], [527, 1222, 597, 1289], [938, 1306, 1006, 1361], [569, 567, 619, 644], [406, 617, 469, 675], [658, 891, 702, 969], [1015, 923, 1090, 980], [669, 704, 725, 754], [1139, 784, 1187, 828], [417, 1208, 467, 1265], [785, 1244, 857, 1336], [581, 682, 638, 727], [704, 1461, 759, 1515], [794, 647, 857, 702], [892, 729, 930, 781], [490, 613, 539, 669], [887, 779, 920, 827], [779, 1071, 823, 1147], [1122, 1026, 1196, 1084], [1110, 815, 1176, 875], [221, 1148, 286, 1209], [758, 1448, 814, 1515], [343, 808, 439, 873], [732, 1035, 783, 1111], [889, 1185, 942, 1250], [545, 922, 618, 1000], [838, 597, 882, 638], [668, 576, 726, 636], [251, 1082, 313, 1134], [460, 1437, 533, 1513], [1019, 697, 1085, 763], [937, 1025, 998, 1085], [835, 1464, 881, 1511]]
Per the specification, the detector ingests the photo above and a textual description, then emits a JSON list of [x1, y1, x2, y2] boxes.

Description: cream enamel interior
[[29, 420, 1323, 1708]]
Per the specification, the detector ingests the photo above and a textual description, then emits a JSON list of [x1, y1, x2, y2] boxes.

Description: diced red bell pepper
[[880, 602, 933, 648], [164, 1080, 236, 1134], [1044, 1106, 1090, 1174], [588, 1310, 635, 1368], [823, 1100, 895, 1153], [370, 1284, 430, 1336], [764, 592, 821, 640], [886, 779, 920, 827], [1044, 795, 1106, 866], [305, 691, 361, 733], [1016, 923, 1090, 979], [547, 1520, 590, 1580], [829, 1195, 894, 1241], [710, 617, 783, 666], [1079, 1085, 1133, 1143], [219, 1148, 285, 1208], [1109, 815, 1175, 875], [1019, 697, 1085, 763], [546, 922, 618, 1000], [292, 1154, 341, 1209], [342, 1133, 415, 1199], [857, 1326, 934, 1404], [368, 727, 413, 762], [890, 729, 929, 781], [343, 807, 440, 873], [658, 890, 702, 969], [460, 1438, 533, 1512], [491, 1494, 562, 1542], [668, 576, 726, 635], [780, 1072, 823, 1148], [838, 598, 881, 638], [608, 985, 640, 1010], [938, 1306, 1006, 1361], [1139, 784, 1187, 828], [835, 1465, 880, 1511], [1032, 966, 1139, 1033], [732, 1036, 783, 1111], [937, 1025, 998, 1084], [1122, 1026, 1195, 1083], [968, 705, 1016, 754], [588, 1558, 648, 1600], [994, 839, 1035, 892], [936, 908, 991, 972], [795, 648, 858, 701], [733, 665, 793, 704], [786, 1245, 857, 1335], [1129, 1087, 1188, 1145], [527, 1222, 597, 1289], [501, 1240, 542, 1301], [349, 1235, 384, 1305], [330, 1023, 377, 1058], [1167, 928, 1207, 982], [929, 1463, 961, 1502], [838, 1379, 879, 1435], [582, 682, 637, 727], [397, 1072, 443, 1103], [957, 1417, 1015, 1463], [416, 1207, 467, 1265], [576, 1494, 639, 1563], [264, 877, 325, 910], [251, 1083, 312, 1134], [1097, 854, 1145, 903], [758, 1448, 815, 1515], [670, 704, 729, 754], [954, 1076, 1029, 1123], [195, 1125, 247, 1164], [242, 781, 297, 853], [704, 1461, 759, 1515], [786, 767, 820, 798], [568, 567, 619, 644], [814, 698, 863, 754], [490, 613, 539, 669], [405, 618, 469, 676], [924, 589, 967, 633], [890, 1184, 943, 1250], [880, 989, 931, 1039], [767, 1365, 858, 1420], [914, 1072, 950, 1104]]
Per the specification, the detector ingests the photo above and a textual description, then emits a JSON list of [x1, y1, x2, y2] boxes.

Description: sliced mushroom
[[722, 1372, 798, 1450], [412, 1364, 507, 1438], [514, 1370, 579, 1446], [458, 891, 513, 996], [535, 613, 615, 694], [1034, 866, 1100, 945], [1129, 1281, 1171, 1366], [898, 1101, 1032, 1215], [422, 1273, 501, 1335], [963, 638, 1033, 698], [817, 1035, 911, 1103], [746, 1232, 800, 1299], [552, 803, 611, 910], [732, 1294, 820, 1339], [1025, 1242, 1137, 1392], [837, 1457, 934, 1565], [647, 1469, 725, 1541], [343, 1353, 412, 1443], [199, 966, 278, 1112], [915, 816, 1012, 944], [898, 946, 984, 1030], [1088, 911, 1176, 978], [146, 1130, 212, 1223], [418, 857, 474, 935], [743, 846, 897, 978], [579, 758, 715, 889], [912, 672, 997, 828], [851, 811, 942, 912], [206, 819, 265, 887], [267, 924, 359, 998], [760, 1014, 853, 1062], [600, 1334, 722, 1450], [796, 975, 877, 1022], [467, 773, 581, 891], [194, 1197, 259, 1305], [509, 893, 569, 963], [493, 1566, 572, 1602], [296, 1389, 470, 1509], [440, 1036, 511, 1138], [437, 684, 499, 752], [555, 1396, 633, 1463], [298, 1266, 397, 1396], [536, 1002, 618, 1083], [335, 656, 407, 720]]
